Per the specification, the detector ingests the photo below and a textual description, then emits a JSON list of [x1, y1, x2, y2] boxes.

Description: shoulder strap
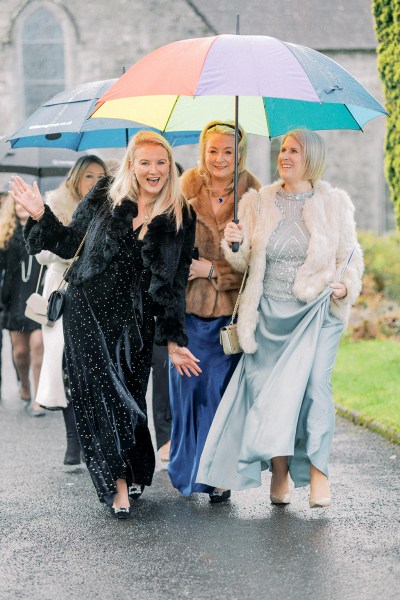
[[229, 265, 249, 325], [35, 264, 45, 293], [56, 232, 88, 291]]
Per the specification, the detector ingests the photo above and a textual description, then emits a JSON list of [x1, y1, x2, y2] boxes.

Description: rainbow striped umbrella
[[91, 34, 387, 141]]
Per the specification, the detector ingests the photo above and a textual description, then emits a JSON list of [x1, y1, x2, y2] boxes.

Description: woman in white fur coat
[[196, 129, 363, 509], [35, 155, 107, 464]]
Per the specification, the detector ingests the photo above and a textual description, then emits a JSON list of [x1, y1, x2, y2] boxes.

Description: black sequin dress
[[63, 226, 155, 505]]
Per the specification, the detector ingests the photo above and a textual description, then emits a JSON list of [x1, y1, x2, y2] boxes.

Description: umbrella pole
[[232, 14, 240, 253], [232, 94, 240, 253], [122, 66, 129, 147]]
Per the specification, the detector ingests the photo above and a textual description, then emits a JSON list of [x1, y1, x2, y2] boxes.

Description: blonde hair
[[47, 155, 108, 225], [65, 154, 108, 202], [198, 120, 248, 193], [0, 194, 17, 249], [282, 129, 326, 182], [109, 131, 185, 239]]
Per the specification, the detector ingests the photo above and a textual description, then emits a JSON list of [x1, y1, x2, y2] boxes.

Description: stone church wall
[[0, 0, 392, 231]]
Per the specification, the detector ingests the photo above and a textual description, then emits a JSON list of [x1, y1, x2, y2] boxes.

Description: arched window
[[21, 7, 65, 116]]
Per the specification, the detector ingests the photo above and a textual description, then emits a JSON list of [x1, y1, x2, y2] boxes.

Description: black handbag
[[46, 233, 87, 323], [47, 288, 67, 323]]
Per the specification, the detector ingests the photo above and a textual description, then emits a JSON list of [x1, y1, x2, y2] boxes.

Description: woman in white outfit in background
[[35, 155, 108, 464]]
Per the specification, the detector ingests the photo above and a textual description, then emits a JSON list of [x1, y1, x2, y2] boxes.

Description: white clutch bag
[[219, 266, 249, 355], [25, 291, 54, 327], [25, 292, 53, 327], [24, 264, 54, 327], [220, 323, 242, 355]]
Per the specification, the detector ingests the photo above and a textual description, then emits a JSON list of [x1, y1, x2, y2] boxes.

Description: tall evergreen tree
[[373, 0, 400, 230]]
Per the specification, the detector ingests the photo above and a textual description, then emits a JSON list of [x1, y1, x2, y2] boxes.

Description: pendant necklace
[[215, 191, 228, 204], [208, 188, 230, 204]]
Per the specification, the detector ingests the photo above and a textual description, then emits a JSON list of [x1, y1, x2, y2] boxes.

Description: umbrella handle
[[231, 218, 239, 253]]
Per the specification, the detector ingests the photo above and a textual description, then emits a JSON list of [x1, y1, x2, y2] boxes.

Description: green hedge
[[373, 0, 400, 230], [358, 230, 400, 300]]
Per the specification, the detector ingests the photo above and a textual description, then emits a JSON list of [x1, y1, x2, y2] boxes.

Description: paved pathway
[[0, 331, 399, 599]]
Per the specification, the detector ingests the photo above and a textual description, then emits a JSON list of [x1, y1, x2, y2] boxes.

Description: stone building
[[0, 0, 393, 231]]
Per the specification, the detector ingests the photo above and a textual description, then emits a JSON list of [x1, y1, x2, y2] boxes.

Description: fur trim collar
[[45, 186, 79, 226], [180, 168, 260, 230]]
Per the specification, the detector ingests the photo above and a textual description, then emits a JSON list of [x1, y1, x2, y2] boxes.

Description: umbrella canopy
[[0, 137, 89, 193], [91, 34, 387, 138], [7, 79, 192, 151]]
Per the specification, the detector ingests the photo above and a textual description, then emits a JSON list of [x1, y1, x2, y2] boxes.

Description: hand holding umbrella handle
[[224, 220, 243, 252], [231, 218, 240, 253], [9, 176, 45, 220]]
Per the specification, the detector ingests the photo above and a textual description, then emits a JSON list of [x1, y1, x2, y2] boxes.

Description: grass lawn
[[332, 338, 400, 437]]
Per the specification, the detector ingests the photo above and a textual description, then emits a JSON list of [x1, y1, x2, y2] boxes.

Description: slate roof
[[188, 0, 377, 50]]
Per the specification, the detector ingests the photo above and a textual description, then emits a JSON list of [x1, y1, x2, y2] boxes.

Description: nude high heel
[[270, 493, 291, 505], [270, 470, 290, 504], [309, 497, 331, 508]]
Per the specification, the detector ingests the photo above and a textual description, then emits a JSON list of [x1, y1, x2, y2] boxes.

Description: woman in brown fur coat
[[168, 121, 260, 501]]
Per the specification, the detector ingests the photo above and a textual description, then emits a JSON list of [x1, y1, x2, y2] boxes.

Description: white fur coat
[[221, 180, 364, 354], [34, 185, 78, 409]]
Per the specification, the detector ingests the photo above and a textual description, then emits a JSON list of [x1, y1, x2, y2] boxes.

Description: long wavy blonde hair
[[108, 131, 185, 239], [198, 120, 248, 194], [50, 154, 108, 224], [0, 194, 17, 250]]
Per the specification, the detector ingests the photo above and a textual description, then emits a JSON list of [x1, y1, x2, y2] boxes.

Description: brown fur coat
[[181, 167, 260, 317]]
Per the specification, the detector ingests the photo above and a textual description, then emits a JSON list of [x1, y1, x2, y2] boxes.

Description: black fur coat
[[24, 177, 196, 346]]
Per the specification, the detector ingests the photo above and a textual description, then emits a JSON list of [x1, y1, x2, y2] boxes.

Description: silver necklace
[[21, 255, 33, 282]]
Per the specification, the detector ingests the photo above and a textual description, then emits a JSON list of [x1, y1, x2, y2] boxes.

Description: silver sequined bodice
[[263, 187, 313, 301]]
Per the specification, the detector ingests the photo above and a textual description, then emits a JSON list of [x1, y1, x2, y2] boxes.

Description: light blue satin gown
[[196, 188, 343, 490]]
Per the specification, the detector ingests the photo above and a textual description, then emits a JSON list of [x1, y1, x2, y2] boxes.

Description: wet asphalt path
[[0, 332, 399, 600]]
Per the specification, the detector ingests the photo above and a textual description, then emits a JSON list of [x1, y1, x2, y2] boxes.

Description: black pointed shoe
[[128, 484, 145, 501], [110, 506, 130, 520], [209, 489, 231, 504]]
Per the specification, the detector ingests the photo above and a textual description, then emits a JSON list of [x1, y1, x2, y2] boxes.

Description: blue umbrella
[[7, 79, 194, 151], [0, 136, 90, 193]]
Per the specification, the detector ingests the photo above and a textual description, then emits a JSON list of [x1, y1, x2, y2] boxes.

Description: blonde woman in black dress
[[10, 131, 200, 519]]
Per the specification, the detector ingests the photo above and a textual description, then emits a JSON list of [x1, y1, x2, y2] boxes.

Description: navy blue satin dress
[[168, 313, 241, 495]]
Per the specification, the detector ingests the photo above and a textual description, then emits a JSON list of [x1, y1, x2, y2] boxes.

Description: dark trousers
[[151, 342, 171, 450]]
